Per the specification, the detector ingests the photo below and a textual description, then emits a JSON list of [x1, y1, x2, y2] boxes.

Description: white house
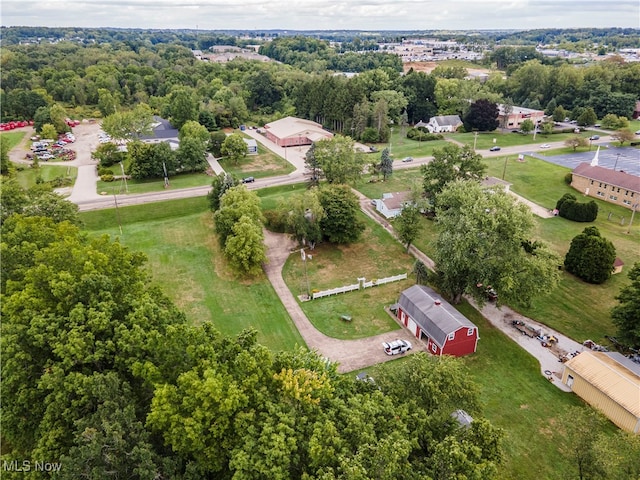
[[374, 191, 411, 219], [427, 115, 463, 133]]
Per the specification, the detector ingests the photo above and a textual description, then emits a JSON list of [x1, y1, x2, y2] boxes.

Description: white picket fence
[[311, 273, 407, 300]]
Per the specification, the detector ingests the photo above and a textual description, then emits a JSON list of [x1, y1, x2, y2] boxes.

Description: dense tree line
[[2, 32, 637, 140]]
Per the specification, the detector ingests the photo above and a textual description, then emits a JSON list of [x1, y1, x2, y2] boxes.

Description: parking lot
[[528, 145, 640, 177]]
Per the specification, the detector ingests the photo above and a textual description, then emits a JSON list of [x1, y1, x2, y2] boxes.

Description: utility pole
[[627, 203, 638, 235]]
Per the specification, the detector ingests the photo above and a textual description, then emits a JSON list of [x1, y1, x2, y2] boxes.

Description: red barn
[[395, 285, 479, 357]]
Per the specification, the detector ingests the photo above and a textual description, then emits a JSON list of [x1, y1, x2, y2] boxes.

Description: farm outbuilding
[[262, 116, 333, 147], [395, 285, 479, 357], [561, 351, 640, 434]]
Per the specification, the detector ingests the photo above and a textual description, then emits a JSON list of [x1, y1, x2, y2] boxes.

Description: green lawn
[[96, 171, 213, 195], [14, 164, 77, 190], [79, 197, 305, 352], [372, 137, 451, 162], [218, 140, 295, 179], [354, 168, 424, 200], [1, 131, 28, 150], [450, 130, 593, 151], [282, 212, 415, 339]]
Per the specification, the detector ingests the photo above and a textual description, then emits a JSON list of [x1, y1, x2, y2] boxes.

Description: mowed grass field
[[283, 214, 414, 339], [80, 197, 305, 352], [259, 184, 414, 339]]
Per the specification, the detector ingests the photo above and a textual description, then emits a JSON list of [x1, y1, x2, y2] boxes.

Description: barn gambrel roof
[[398, 285, 477, 347]]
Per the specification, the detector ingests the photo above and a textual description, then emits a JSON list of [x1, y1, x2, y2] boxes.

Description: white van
[[382, 339, 412, 355]]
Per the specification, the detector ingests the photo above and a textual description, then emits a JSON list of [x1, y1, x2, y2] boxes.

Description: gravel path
[[262, 229, 427, 374]]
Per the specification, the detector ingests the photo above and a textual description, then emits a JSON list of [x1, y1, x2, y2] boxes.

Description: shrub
[[556, 193, 598, 222], [49, 176, 73, 188], [406, 128, 443, 142], [564, 172, 573, 185], [100, 174, 115, 182], [361, 128, 379, 143], [564, 226, 615, 284], [263, 209, 287, 233], [97, 166, 114, 176]]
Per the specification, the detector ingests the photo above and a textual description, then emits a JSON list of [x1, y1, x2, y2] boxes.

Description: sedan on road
[[489, 146, 501, 152], [540, 144, 551, 149]]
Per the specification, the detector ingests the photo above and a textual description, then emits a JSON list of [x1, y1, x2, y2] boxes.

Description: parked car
[[382, 339, 412, 355], [635, 130, 640, 135], [241, 176, 255, 183], [489, 146, 501, 152], [540, 144, 551, 149], [37, 153, 54, 160], [401, 156, 413, 162], [589, 135, 600, 141]]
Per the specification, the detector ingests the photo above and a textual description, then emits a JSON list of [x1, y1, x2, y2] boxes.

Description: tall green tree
[[176, 136, 208, 173], [168, 87, 198, 130], [394, 204, 421, 252], [281, 187, 325, 248], [433, 180, 560, 305], [209, 130, 227, 157], [313, 135, 364, 185], [1, 215, 184, 474], [208, 173, 239, 212], [126, 141, 177, 180], [214, 185, 263, 246], [379, 147, 393, 181], [304, 142, 321, 187], [221, 133, 248, 165], [421, 143, 486, 207], [554, 407, 606, 480], [224, 215, 268, 276], [101, 104, 155, 141], [564, 226, 616, 284], [97, 88, 118, 116], [610, 262, 640, 348], [0, 181, 80, 227], [179, 119, 210, 144], [318, 184, 364, 244], [1, 137, 14, 176]]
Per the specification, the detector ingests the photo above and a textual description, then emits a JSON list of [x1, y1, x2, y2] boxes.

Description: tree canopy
[[463, 99, 499, 132], [421, 143, 486, 207], [433, 180, 560, 305], [313, 135, 365, 185], [564, 226, 616, 284], [610, 262, 640, 348], [318, 184, 365, 244]]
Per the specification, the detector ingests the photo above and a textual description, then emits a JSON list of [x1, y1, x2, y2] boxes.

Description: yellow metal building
[[562, 351, 640, 434]]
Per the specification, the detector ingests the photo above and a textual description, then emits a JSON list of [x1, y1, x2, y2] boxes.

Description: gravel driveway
[[262, 229, 427, 374]]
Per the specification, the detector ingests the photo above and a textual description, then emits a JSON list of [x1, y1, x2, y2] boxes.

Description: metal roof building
[[562, 351, 640, 434], [396, 285, 479, 357]]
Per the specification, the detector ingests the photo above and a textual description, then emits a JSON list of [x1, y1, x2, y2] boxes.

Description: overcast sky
[[2, 0, 639, 31]]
